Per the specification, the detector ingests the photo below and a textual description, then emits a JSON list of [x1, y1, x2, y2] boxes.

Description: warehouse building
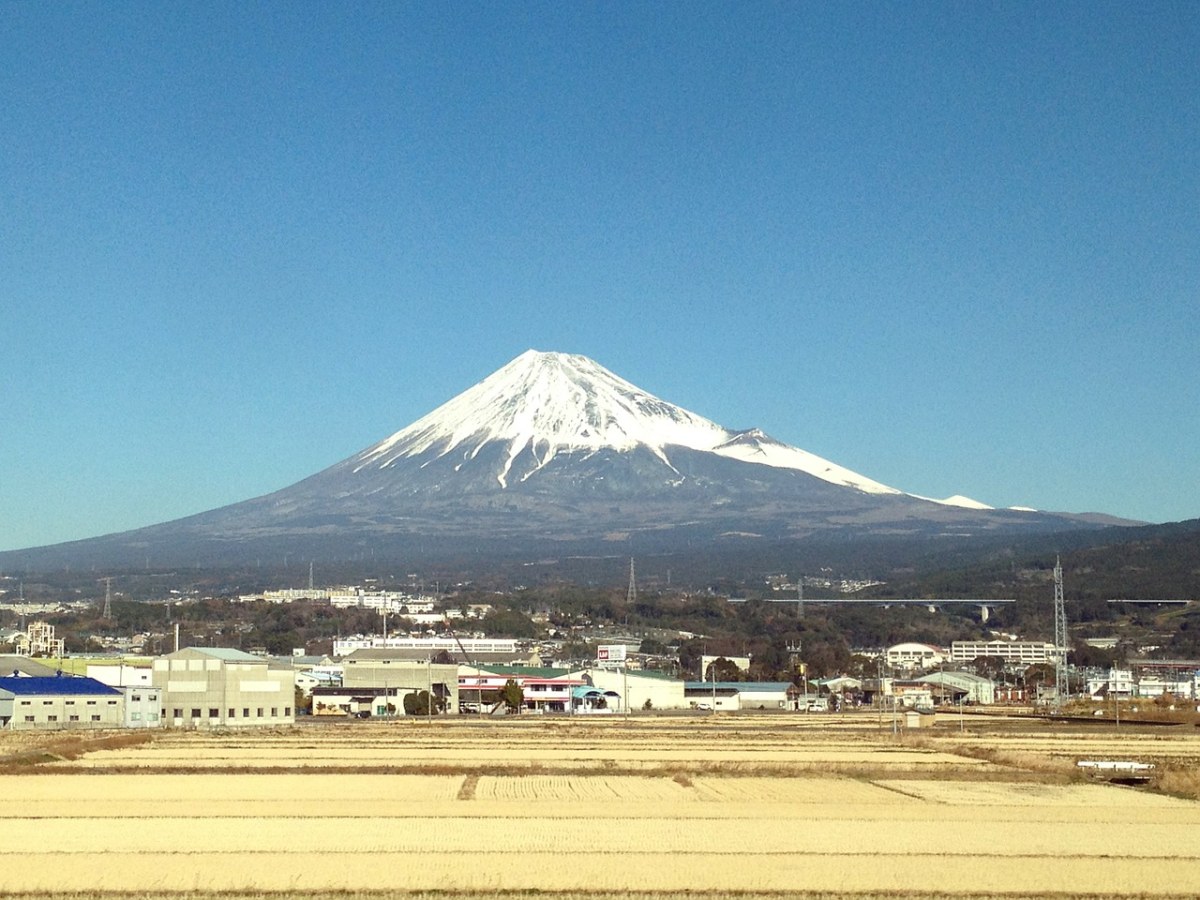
[[340, 649, 458, 713], [152, 647, 294, 728], [0, 675, 124, 729], [572, 667, 685, 711]]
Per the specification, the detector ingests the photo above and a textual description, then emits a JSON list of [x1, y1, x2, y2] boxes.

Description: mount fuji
[[4, 350, 1130, 569]]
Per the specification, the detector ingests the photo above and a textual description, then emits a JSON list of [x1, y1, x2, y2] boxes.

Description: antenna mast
[[797, 575, 805, 619], [626, 558, 636, 606], [1053, 556, 1068, 710]]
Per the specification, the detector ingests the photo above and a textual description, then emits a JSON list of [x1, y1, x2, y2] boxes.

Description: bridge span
[[752, 597, 1016, 623]]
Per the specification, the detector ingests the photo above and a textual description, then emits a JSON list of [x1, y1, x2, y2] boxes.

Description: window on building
[[47, 715, 58, 722], [228, 708, 236, 718], [91, 715, 101, 722], [131, 712, 141, 721], [208, 708, 219, 718], [148, 713, 159, 722], [243, 707, 250, 718], [66, 700, 75, 705], [191, 708, 201, 718], [43, 700, 53, 705], [284, 707, 291, 717], [24, 716, 34, 722], [19, 700, 30, 706], [87, 700, 96, 706], [131, 695, 141, 702], [256, 708, 264, 717], [271, 707, 278, 717], [69, 715, 79, 722]]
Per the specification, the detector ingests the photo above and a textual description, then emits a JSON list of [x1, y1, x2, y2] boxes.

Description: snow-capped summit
[[355, 349, 901, 494], [356, 350, 729, 486]]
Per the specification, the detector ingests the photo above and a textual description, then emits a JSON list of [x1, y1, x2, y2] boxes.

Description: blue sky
[[2, 3, 1198, 551]]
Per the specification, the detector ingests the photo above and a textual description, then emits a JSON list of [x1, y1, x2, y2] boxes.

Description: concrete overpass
[[753, 597, 1016, 623]]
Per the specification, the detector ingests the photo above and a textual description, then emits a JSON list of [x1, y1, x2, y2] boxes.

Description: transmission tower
[[626, 558, 637, 606], [1053, 556, 1068, 709], [101, 577, 113, 621]]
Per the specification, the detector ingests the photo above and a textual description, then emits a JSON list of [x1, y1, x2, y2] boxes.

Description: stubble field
[[3, 712, 1200, 900]]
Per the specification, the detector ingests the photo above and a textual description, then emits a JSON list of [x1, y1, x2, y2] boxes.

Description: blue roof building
[[0, 675, 124, 730]]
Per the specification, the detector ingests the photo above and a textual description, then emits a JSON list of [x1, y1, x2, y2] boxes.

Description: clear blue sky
[[3, 3, 1198, 551]]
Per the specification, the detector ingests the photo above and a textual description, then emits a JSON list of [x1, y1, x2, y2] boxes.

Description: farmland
[[3, 713, 1200, 899]]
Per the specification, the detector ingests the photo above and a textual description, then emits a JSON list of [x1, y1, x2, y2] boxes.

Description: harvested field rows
[[5, 718, 1200, 898]]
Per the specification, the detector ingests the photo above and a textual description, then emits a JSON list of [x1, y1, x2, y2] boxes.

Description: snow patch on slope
[[710, 429, 900, 494], [912, 493, 995, 510]]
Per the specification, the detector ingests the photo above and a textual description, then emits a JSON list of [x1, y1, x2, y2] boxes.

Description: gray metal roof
[[0, 655, 59, 677], [168, 647, 265, 662]]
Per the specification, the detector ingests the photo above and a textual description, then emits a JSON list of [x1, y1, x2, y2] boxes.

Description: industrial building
[[311, 685, 407, 717], [684, 681, 798, 711], [574, 667, 685, 711], [340, 649, 458, 712], [151, 647, 295, 728], [0, 675, 124, 729], [911, 671, 996, 705]]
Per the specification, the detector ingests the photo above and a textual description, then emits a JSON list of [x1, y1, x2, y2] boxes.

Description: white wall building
[[572, 668, 685, 711], [87, 664, 154, 687], [152, 647, 295, 728], [333, 636, 520, 658], [121, 685, 163, 728], [1086, 668, 1135, 699], [950, 640, 1059, 666], [885, 643, 945, 672]]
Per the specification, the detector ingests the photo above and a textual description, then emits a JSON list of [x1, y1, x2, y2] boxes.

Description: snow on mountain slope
[[353, 350, 903, 495], [935, 494, 994, 510]]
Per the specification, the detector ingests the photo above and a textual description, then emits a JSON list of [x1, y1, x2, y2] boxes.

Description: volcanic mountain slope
[[4, 350, 1132, 569]]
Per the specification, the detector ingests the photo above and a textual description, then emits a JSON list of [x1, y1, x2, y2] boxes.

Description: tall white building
[[152, 647, 295, 728]]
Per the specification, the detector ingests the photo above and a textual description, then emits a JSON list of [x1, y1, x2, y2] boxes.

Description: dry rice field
[[3, 713, 1200, 900]]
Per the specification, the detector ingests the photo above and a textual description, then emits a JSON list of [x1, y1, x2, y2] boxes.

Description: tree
[[971, 655, 1007, 681], [480, 608, 538, 638], [638, 637, 668, 655], [403, 690, 440, 716], [1024, 663, 1056, 692], [704, 657, 742, 682], [501, 678, 524, 713]]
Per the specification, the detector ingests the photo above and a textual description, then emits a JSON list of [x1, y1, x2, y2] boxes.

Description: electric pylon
[[1053, 556, 1068, 709]]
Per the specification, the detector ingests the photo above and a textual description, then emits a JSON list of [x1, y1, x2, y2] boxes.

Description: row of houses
[[25, 641, 1180, 731], [1, 647, 808, 729], [1086, 667, 1200, 700]]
